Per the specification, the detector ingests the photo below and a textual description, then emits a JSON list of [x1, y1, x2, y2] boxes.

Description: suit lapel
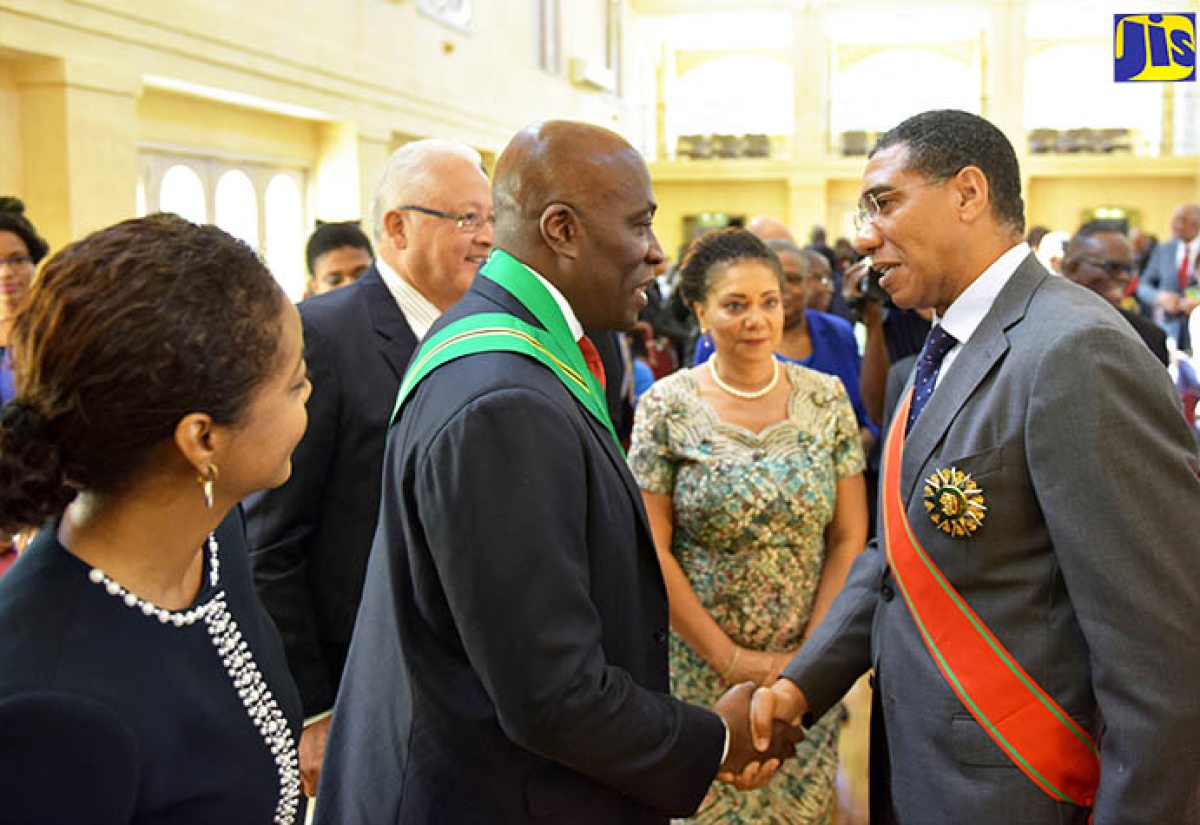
[[360, 266, 419, 379], [900, 255, 1046, 500]]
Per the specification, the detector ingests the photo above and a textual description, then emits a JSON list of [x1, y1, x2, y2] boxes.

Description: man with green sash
[[750, 110, 1200, 823], [315, 121, 800, 824]]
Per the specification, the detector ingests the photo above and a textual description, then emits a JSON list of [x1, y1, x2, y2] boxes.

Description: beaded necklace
[[87, 534, 301, 824]]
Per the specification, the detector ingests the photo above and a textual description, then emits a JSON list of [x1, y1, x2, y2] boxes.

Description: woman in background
[[0, 197, 47, 405], [0, 197, 49, 577], [629, 228, 867, 824], [0, 215, 308, 824]]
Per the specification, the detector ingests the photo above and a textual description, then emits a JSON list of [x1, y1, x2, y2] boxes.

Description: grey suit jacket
[[786, 254, 1200, 824]]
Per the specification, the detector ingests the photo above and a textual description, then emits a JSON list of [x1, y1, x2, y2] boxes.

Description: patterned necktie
[[577, 334, 607, 389], [906, 324, 958, 434]]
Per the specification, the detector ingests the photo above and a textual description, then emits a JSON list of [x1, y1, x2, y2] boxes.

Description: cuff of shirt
[[720, 718, 730, 764], [304, 709, 334, 728]]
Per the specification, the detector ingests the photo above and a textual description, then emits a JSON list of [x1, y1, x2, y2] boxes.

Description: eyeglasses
[[853, 181, 942, 233], [0, 255, 34, 271], [1075, 258, 1133, 278], [398, 205, 494, 234]]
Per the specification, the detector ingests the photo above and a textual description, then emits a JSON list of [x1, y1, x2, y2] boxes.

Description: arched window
[[215, 170, 260, 248], [1025, 44, 1163, 154], [832, 48, 979, 136], [265, 174, 305, 302], [158, 164, 207, 224], [672, 55, 793, 141]]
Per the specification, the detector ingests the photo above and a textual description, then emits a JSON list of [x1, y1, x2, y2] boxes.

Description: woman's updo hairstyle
[[677, 227, 784, 308], [0, 214, 287, 531]]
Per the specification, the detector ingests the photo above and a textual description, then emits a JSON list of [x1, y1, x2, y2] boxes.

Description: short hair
[[305, 220, 373, 275], [678, 228, 783, 307], [0, 214, 287, 530], [1075, 219, 1127, 239], [872, 110, 1025, 234], [370, 139, 485, 242], [0, 197, 49, 263]]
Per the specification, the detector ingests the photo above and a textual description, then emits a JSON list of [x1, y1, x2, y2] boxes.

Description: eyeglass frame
[[397, 204, 494, 234], [852, 178, 949, 234], [1073, 257, 1134, 279], [0, 255, 35, 271]]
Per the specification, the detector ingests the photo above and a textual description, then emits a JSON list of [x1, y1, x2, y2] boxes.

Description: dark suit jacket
[[244, 266, 417, 715], [786, 255, 1200, 824], [1122, 307, 1170, 366], [315, 275, 724, 824]]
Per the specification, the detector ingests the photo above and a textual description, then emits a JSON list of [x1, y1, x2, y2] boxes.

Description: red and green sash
[[392, 250, 619, 446], [882, 391, 1100, 807]]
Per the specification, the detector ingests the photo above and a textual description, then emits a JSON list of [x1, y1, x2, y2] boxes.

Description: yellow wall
[[1027, 176, 1197, 237], [652, 178, 788, 260], [0, 0, 634, 247]]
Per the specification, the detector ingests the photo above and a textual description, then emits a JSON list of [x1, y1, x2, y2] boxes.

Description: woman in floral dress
[[630, 228, 867, 824]]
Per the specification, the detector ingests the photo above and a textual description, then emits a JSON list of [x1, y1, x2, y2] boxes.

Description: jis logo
[[1114, 13, 1196, 82]]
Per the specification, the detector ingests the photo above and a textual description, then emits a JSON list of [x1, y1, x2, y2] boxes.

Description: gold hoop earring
[[198, 464, 219, 509]]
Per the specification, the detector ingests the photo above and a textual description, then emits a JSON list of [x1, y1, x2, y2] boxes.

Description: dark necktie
[[577, 334, 607, 389], [906, 324, 958, 434]]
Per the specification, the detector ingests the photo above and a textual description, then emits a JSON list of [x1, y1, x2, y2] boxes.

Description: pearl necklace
[[709, 355, 780, 400], [87, 535, 301, 824], [87, 535, 221, 626]]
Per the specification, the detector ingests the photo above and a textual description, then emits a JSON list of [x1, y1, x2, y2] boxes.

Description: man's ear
[[174, 412, 219, 479], [540, 203, 580, 260], [383, 209, 409, 251], [953, 166, 990, 224]]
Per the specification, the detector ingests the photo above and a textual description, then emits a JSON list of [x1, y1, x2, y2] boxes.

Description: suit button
[[881, 582, 895, 602], [654, 627, 668, 644]]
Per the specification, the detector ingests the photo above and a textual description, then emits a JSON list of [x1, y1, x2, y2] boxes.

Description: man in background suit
[[315, 120, 798, 824], [243, 138, 492, 796], [1062, 220, 1169, 366], [752, 110, 1200, 823], [1136, 202, 1200, 350]]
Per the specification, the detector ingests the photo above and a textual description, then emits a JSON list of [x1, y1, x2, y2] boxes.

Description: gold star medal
[[923, 467, 987, 537]]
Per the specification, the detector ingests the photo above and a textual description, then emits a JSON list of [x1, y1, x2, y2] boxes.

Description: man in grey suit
[[1136, 202, 1200, 350], [751, 110, 1200, 823]]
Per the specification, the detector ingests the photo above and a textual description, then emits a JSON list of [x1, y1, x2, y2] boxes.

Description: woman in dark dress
[[0, 215, 309, 824]]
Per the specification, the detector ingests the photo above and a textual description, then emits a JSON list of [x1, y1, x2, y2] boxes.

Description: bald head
[[494, 121, 643, 250], [490, 120, 663, 329], [746, 215, 796, 245], [1172, 203, 1200, 243]]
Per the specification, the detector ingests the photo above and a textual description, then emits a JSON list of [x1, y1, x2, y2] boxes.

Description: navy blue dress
[[0, 509, 302, 824]]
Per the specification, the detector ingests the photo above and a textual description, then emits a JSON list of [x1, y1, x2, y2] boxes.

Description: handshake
[[711, 679, 811, 790]]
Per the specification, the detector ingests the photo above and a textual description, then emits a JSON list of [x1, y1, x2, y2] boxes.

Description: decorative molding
[[416, 0, 473, 34]]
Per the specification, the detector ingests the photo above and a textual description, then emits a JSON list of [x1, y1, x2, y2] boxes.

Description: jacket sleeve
[[0, 693, 138, 824], [1027, 322, 1200, 823], [418, 385, 725, 817], [243, 313, 341, 715]]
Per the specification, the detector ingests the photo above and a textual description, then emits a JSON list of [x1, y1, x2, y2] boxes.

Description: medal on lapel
[[923, 467, 987, 537]]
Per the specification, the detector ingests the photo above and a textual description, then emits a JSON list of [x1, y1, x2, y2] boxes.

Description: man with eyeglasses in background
[[244, 138, 493, 804], [1063, 220, 1168, 366]]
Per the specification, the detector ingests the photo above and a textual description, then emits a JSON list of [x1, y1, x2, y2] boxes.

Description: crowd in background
[[0, 109, 1199, 824]]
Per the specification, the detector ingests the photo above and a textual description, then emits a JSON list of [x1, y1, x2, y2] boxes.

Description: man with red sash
[[315, 121, 799, 825], [750, 110, 1200, 824]]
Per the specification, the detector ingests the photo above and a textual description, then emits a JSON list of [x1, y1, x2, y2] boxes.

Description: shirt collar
[[938, 242, 1030, 346], [374, 255, 441, 340], [518, 260, 584, 341]]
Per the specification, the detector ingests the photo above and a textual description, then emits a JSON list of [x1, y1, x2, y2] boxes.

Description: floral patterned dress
[[628, 362, 864, 825]]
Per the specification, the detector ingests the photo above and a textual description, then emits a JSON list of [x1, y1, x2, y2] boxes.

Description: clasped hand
[[711, 681, 806, 790]]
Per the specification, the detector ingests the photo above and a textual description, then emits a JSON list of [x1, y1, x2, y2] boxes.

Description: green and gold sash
[[392, 250, 619, 446]]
